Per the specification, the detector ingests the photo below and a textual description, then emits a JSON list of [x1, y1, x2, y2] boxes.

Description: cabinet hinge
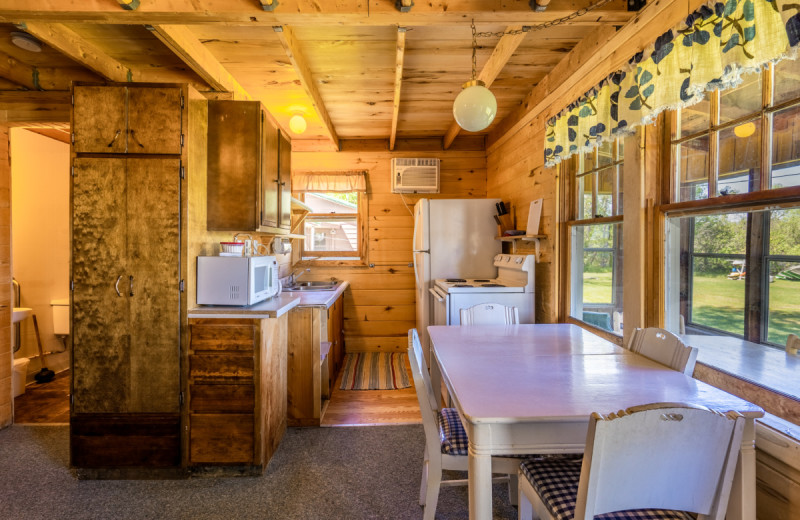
[[71, 94, 74, 106], [179, 279, 185, 292], [70, 280, 74, 291], [70, 394, 74, 406], [180, 134, 184, 147], [180, 165, 185, 179], [180, 94, 184, 109], [71, 133, 75, 145], [179, 392, 184, 406], [70, 166, 74, 177]]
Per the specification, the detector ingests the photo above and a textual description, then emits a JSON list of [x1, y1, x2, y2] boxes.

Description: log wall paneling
[[0, 123, 10, 429], [292, 144, 486, 353]]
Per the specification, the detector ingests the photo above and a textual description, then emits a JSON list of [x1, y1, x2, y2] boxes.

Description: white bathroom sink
[[12, 307, 32, 324]]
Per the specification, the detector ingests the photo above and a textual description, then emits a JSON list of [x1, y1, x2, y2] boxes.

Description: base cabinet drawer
[[190, 383, 254, 413], [190, 354, 254, 381], [190, 414, 254, 464]]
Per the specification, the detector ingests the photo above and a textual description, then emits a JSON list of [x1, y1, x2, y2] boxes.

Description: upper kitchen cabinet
[[207, 100, 291, 233], [72, 84, 183, 155]]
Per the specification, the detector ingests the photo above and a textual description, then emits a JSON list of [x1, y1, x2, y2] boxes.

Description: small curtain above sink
[[293, 170, 367, 193]]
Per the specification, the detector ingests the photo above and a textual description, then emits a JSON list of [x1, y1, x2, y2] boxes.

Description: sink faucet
[[288, 268, 310, 286]]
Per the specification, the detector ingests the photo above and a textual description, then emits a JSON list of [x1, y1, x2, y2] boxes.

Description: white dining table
[[428, 323, 765, 520]]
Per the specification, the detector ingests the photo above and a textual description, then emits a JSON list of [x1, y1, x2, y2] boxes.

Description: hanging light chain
[[472, 0, 617, 41]]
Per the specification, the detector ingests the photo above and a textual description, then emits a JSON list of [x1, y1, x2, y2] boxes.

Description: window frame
[[295, 191, 368, 267], [563, 139, 625, 337], [663, 61, 800, 349]]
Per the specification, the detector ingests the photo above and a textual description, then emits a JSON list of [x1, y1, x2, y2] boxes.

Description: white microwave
[[197, 255, 280, 306]]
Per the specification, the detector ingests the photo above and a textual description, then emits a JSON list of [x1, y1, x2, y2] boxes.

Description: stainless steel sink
[[283, 280, 340, 291]]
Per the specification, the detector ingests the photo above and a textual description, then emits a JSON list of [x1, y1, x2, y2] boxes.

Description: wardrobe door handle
[[107, 129, 121, 147], [129, 129, 145, 148], [115, 275, 122, 297], [129, 275, 134, 297]]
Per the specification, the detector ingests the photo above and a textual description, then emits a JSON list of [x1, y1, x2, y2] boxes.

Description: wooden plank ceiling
[[0, 0, 634, 147]]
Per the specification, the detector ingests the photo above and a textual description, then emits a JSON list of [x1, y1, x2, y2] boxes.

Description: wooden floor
[[13, 369, 70, 424], [321, 356, 422, 427], [11, 362, 422, 427]]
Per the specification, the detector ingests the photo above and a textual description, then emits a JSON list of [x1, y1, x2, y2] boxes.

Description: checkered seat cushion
[[437, 407, 469, 455], [520, 457, 695, 520]]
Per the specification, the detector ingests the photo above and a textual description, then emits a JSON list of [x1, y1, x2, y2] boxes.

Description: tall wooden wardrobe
[[70, 83, 205, 476]]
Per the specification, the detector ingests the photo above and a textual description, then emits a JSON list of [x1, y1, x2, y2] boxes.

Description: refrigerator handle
[[413, 255, 420, 289]]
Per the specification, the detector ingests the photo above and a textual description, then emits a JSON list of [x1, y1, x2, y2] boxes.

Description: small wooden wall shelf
[[495, 234, 545, 259]]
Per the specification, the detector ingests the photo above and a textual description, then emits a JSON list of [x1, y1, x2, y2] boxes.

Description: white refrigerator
[[413, 198, 502, 363]]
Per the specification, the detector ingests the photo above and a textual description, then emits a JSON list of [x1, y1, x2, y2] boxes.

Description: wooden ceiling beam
[[487, 0, 707, 152], [389, 27, 407, 152], [0, 90, 71, 123], [0, 0, 632, 26], [0, 50, 40, 90], [274, 25, 339, 151], [25, 127, 71, 144], [17, 22, 131, 82], [148, 24, 251, 100], [442, 24, 528, 149]]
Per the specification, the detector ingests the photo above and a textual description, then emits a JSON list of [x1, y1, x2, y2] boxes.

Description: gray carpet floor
[[0, 424, 517, 520]]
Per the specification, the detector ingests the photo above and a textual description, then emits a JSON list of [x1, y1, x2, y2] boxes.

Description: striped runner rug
[[339, 352, 411, 390]]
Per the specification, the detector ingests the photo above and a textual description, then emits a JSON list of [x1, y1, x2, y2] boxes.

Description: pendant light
[[453, 21, 497, 132], [289, 113, 307, 134]]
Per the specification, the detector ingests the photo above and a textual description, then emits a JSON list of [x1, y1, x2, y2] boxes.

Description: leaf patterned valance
[[544, 0, 800, 167]]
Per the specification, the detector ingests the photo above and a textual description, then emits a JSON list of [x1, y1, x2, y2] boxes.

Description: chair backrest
[[787, 333, 799, 355], [574, 403, 745, 520], [459, 303, 519, 325], [627, 327, 699, 376], [408, 329, 445, 457]]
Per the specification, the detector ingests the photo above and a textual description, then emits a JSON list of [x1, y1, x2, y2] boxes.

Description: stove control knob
[[505, 256, 511, 262], [515, 257, 523, 264]]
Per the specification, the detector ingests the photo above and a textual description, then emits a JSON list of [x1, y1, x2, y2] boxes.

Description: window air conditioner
[[391, 158, 440, 194]]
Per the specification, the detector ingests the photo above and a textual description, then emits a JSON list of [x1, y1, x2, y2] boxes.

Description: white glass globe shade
[[453, 81, 497, 132], [289, 114, 307, 134]]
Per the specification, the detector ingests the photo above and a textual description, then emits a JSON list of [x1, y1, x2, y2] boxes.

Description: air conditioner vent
[[391, 158, 440, 193]]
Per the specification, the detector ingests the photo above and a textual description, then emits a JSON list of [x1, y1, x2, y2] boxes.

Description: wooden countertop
[[188, 292, 300, 319], [292, 281, 349, 309]]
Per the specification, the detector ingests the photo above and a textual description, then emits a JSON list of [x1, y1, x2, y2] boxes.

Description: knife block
[[497, 213, 514, 235]]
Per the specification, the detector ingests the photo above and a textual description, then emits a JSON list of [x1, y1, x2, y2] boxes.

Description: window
[[300, 192, 366, 261], [665, 59, 800, 349], [294, 170, 368, 264], [568, 139, 624, 335]]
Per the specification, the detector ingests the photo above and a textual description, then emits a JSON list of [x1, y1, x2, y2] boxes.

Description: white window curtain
[[294, 170, 367, 193]]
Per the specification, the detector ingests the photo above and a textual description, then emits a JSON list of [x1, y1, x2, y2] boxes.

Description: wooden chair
[[408, 329, 520, 520], [459, 303, 519, 325], [787, 333, 799, 355], [518, 402, 745, 520], [627, 327, 699, 376]]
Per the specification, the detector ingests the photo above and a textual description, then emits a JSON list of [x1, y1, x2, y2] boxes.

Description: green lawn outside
[[581, 271, 800, 345]]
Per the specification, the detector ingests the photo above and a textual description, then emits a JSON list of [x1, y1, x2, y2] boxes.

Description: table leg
[[468, 446, 493, 520], [727, 418, 757, 520]]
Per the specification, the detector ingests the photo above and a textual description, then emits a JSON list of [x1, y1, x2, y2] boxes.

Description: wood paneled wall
[[486, 118, 559, 323], [0, 124, 10, 428], [292, 139, 487, 352]]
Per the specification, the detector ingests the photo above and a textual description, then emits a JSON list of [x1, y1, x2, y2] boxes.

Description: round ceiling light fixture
[[453, 79, 497, 132], [289, 113, 307, 134], [10, 32, 42, 53]]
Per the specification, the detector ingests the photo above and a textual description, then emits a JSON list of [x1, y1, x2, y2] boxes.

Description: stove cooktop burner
[[446, 278, 467, 283], [481, 283, 505, 287], [453, 284, 473, 287]]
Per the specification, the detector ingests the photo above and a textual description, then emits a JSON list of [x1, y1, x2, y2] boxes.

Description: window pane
[[679, 99, 710, 137], [767, 260, 800, 345], [304, 192, 358, 213], [773, 58, 800, 105], [304, 217, 358, 252], [570, 223, 623, 334], [676, 135, 709, 201], [581, 149, 594, 173], [577, 173, 593, 220], [719, 72, 762, 124], [771, 104, 800, 189], [690, 256, 745, 336], [718, 118, 761, 196], [598, 140, 614, 167], [693, 213, 748, 254], [769, 208, 800, 256], [597, 167, 614, 217]]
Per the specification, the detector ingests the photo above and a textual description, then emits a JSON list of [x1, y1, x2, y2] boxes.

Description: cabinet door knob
[[107, 129, 121, 147]]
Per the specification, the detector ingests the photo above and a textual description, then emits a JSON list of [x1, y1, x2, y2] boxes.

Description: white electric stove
[[430, 254, 535, 325]]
